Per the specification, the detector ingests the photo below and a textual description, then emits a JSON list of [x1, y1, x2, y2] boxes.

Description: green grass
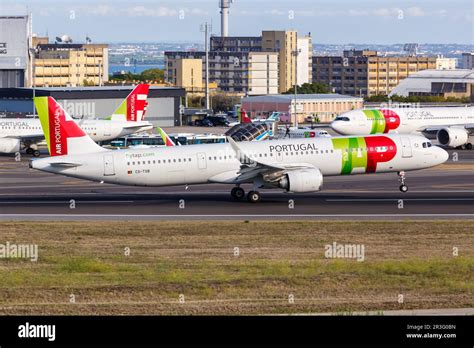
[[0, 220, 472, 314]]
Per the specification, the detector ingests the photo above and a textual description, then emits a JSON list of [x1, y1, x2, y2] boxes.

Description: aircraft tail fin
[[266, 112, 280, 122], [237, 106, 251, 124], [157, 127, 175, 146], [109, 84, 150, 122], [34, 96, 106, 157]]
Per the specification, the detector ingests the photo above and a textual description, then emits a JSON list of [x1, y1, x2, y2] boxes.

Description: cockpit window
[[422, 142, 433, 148], [334, 116, 350, 121]]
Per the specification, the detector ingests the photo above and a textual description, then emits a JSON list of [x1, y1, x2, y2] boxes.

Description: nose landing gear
[[398, 171, 408, 192]]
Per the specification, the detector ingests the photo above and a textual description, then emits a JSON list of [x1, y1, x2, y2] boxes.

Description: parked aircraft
[[331, 107, 474, 149], [0, 84, 152, 156]]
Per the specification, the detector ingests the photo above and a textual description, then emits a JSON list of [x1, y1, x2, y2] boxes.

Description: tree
[[283, 82, 330, 94], [109, 68, 165, 83], [140, 68, 164, 82]]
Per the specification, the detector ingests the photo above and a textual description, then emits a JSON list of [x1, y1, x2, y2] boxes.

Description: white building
[[461, 53, 474, 69], [436, 57, 457, 70], [248, 52, 279, 95], [296, 37, 311, 85], [389, 69, 474, 98]]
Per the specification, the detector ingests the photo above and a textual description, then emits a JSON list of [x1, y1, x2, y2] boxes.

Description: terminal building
[[388, 69, 474, 101], [241, 93, 363, 123], [0, 86, 185, 126]]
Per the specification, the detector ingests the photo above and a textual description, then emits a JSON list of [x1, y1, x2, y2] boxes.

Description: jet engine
[[437, 128, 468, 148], [0, 138, 21, 153], [278, 168, 323, 193]]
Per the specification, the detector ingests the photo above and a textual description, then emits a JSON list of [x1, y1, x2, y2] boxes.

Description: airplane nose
[[434, 146, 449, 165], [331, 121, 344, 134]]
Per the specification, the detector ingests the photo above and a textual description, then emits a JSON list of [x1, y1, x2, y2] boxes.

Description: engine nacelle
[[0, 138, 21, 153], [437, 127, 469, 148], [279, 168, 323, 193]]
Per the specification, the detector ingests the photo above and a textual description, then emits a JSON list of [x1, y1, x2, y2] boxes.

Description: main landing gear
[[25, 147, 40, 157], [398, 171, 408, 192], [230, 186, 262, 203]]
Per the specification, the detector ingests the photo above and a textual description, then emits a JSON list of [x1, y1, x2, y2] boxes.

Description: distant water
[[109, 64, 164, 75]]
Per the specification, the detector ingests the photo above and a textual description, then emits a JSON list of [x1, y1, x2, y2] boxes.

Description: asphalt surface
[[0, 148, 473, 220]]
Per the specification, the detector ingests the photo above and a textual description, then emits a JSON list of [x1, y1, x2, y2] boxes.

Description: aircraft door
[[197, 152, 207, 169], [103, 154, 115, 176], [401, 137, 413, 158]]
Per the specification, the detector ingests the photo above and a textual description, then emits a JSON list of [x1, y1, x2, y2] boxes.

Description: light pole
[[200, 22, 212, 112], [292, 47, 301, 128], [29, 47, 39, 116]]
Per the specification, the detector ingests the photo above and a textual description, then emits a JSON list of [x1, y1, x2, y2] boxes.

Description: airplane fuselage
[[0, 118, 152, 152], [31, 134, 448, 189], [331, 107, 473, 135]]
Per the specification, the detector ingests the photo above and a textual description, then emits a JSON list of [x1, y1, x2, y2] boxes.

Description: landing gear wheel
[[466, 143, 473, 150], [247, 191, 261, 203], [399, 185, 408, 193], [32, 150, 41, 157], [397, 171, 408, 193], [26, 148, 33, 155], [231, 187, 245, 200]]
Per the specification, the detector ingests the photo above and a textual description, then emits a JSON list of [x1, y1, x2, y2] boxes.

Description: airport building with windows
[[31, 37, 109, 87], [388, 69, 474, 101], [0, 86, 185, 126], [241, 93, 363, 123], [165, 30, 312, 95], [312, 50, 437, 97], [165, 51, 279, 95]]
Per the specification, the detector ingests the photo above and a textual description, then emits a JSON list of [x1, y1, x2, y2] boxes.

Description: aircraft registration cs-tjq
[[0, 84, 152, 156], [30, 96, 448, 202], [331, 107, 474, 149]]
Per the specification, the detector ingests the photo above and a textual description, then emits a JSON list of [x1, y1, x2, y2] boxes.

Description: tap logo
[[363, 109, 401, 134], [332, 136, 397, 174], [47, 98, 85, 156]]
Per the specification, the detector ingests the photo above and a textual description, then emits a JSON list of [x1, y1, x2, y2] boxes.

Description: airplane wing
[[4, 134, 45, 143], [227, 137, 317, 184], [421, 124, 474, 136], [122, 124, 150, 130]]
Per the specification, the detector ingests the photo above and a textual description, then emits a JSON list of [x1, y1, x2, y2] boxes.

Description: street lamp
[[200, 22, 212, 111], [292, 47, 301, 128], [29, 47, 40, 116]]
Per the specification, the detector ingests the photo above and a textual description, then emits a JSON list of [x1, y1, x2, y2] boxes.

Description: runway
[[0, 149, 473, 220]]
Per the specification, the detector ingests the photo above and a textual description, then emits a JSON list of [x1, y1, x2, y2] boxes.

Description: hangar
[[0, 86, 186, 127]]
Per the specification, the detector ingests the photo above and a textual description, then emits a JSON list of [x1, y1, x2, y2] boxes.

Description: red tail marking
[[48, 97, 85, 156]]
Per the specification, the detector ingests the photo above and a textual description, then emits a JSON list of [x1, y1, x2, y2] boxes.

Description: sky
[[0, 0, 473, 44]]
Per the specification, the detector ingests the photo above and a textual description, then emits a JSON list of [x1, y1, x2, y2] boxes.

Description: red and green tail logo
[[332, 136, 397, 174], [112, 84, 150, 121], [363, 109, 401, 134], [35, 97, 86, 156]]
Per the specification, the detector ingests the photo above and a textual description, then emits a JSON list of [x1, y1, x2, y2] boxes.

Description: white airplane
[[0, 84, 152, 156], [30, 96, 448, 201], [331, 107, 474, 149]]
